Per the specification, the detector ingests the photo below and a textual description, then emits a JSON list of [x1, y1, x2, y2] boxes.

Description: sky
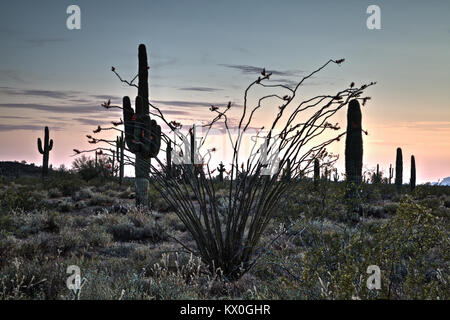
[[0, 0, 449, 183]]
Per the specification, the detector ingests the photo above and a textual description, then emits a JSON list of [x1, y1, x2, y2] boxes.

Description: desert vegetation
[[0, 44, 448, 300]]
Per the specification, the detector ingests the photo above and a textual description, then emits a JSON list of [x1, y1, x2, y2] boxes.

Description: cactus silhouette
[[395, 147, 403, 192], [373, 163, 381, 184], [314, 158, 320, 188], [333, 168, 339, 182], [410, 155, 416, 191], [123, 44, 161, 206], [217, 162, 226, 182], [345, 99, 363, 185], [282, 158, 292, 181], [166, 140, 173, 178], [389, 164, 393, 184], [116, 132, 125, 186], [37, 126, 53, 177], [110, 149, 115, 176]]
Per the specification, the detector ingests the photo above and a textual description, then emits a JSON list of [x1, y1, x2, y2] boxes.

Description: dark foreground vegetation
[[0, 165, 448, 300]]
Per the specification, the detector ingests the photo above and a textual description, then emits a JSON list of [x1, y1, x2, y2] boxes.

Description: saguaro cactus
[[410, 155, 416, 191], [373, 164, 381, 184], [217, 162, 226, 182], [282, 158, 292, 181], [166, 140, 173, 178], [110, 149, 115, 176], [37, 126, 53, 177], [116, 132, 125, 186], [395, 147, 403, 191], [389, 164, 393, 184], [345, 99, 363, 185], [123, 44, 161, 207], [333, 168, 339, 182], [314, 158, 320, 188]]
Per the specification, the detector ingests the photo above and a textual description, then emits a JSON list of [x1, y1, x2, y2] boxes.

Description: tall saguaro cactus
[[395, 147, 403, 192], [410, 155, 416, 191], [217, 162, 226, 182], [37, 126, 53, 177], [123, 44, 161, 207], [389, 164, 393, 184], [166, 140, 173, 179], [116, 132, 125, 186], [345, 99, 363, 185], [282, 158, 292, 181], [314, 158, 320, 188]]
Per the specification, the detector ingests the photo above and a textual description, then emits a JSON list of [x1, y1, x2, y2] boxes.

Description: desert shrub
[[57, 200, 74, 213], [366, 205, 385, 218], [81, 224, 112, 248], [72, 188, 93, 201], [419, 196, 441, 210], [15, 212, 60, 238], [164, 212, 186, 232], [107, 223, 166, 243], [88, 194, 114, 207], [0, 257, 66, 299], [0, 185, 45, 212], [443, 196, 450, 208], [299, 197, 448, 299], [48, 188, 62, 198], [73, 200, 88, 210], [148, 185, 173, 213], [107, 210, 167, 243], [383, 201, 399, 215], [72, 155, 111, 182]]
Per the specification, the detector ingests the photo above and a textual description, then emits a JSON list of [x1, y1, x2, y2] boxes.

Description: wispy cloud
[[74, 118, 117, 126], [0, 115, 28, 120], [178, 87, 222, 92], [0, 70, 27, 84], [26, 38, 68, 47], [219, 64, 303, 77], [0, 87, 81, 100], [153, 99, 240, 108], [0, 124, 62, 132], [0, 103, 119, 115]]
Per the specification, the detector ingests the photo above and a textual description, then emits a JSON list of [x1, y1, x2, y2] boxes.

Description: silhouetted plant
[[345, 100, 363, 186], [395, 147, 403, 192], [37, 126, 53, 177], [410, 155, 416, 191], [217, 162, 226, 182], [116, 132, 125, 186], [314, 159, 320, 189], [389, 164, 393, 184], [76, 47, 375, 280], [122, 44, 162, 207]]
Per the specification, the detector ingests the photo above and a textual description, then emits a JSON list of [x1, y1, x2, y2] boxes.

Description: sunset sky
[[0, 0, 449, 183]]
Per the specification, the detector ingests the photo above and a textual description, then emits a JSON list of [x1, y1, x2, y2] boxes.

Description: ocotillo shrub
[[37, 126, 53, 177]]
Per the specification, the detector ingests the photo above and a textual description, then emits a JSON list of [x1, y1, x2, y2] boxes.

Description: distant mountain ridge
[[430, 176, 450, 186], [0, 161, 41, 177]]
